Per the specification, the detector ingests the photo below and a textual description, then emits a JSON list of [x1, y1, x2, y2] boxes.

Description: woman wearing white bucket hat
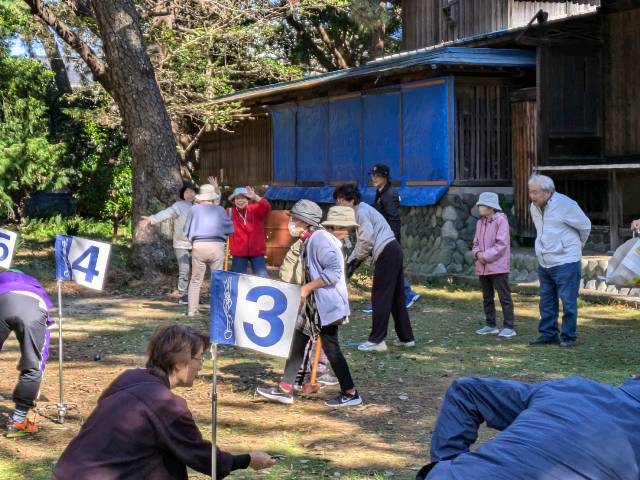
[[183, 183, 233, 316], [472, 192, 516, 338], [257, 204, 363, 408]]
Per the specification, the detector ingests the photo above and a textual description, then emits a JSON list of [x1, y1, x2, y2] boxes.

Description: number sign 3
[[211, 271, 301, 358]]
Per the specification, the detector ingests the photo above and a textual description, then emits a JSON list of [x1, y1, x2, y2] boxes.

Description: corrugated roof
[[212, 46, 535, 105]]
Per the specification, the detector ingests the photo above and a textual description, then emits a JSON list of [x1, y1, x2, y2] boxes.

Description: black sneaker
[[324, 391, 362, 408], [256, 387, 294, 405], [528, 335, 560, 346], [560, 339, 577, 348], [178, 295, 188, 305]]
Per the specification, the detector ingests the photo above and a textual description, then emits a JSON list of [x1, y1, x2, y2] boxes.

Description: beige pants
[[188, 241, 225, 315]]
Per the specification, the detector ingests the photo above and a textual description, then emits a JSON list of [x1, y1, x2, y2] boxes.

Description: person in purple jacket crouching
[[52, 324, 274, 480], [0, 270, 54, 438]]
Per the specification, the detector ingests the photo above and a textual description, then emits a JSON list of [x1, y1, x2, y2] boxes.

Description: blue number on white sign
[[243, 286, 287, 347], [71, 246, 100, 283], [0, 231, 9, 261]]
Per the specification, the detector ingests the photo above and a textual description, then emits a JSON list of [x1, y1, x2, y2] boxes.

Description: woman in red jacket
[[228, 186, 271, 277]]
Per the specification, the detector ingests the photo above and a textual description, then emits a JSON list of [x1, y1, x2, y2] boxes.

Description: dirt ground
[[1, 277, 639, 479]]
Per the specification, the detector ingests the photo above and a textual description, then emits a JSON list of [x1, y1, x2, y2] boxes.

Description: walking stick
[[302, 337, 322, 394], [223, 238, 230, 271]]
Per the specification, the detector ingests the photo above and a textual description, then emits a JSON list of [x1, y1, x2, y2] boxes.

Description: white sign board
[[210, 271, 301, 358], [55, 235, 111, 290], [0, 229, 17, 270]]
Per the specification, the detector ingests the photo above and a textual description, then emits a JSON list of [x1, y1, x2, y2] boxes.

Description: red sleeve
[[249, 197, 271, 220]]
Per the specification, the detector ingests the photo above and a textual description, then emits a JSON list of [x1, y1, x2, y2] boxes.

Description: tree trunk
[[38, 25, 73, 95], [90, 0, 182, 272]]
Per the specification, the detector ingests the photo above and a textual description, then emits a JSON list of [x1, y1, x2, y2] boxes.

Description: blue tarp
[[424, 376, 640, 479], [268, 76, 454, 206], [362, 91, 401, 182], [266, 185, 448, 207], [265, 186, 337, 204], [296, 101, 328, 182], [402, 79, 452, 182], [328, 96, 361, 182], [269, 104, 296, 184]]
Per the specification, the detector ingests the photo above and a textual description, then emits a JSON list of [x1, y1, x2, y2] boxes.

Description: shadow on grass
[[2, 284, 639, 480]]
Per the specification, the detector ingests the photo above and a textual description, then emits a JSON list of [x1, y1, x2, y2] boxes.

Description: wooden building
[[402, 0, 599, 51], [202, 0, 639, 253], [203, 47, 535, 207]]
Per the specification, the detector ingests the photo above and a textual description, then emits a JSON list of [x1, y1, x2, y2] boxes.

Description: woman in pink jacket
[[471, 192, 516, 338]]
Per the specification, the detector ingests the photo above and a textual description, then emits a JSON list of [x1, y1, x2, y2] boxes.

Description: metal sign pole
[[211, 342, 218, 480], [56, 280, 66, 423]]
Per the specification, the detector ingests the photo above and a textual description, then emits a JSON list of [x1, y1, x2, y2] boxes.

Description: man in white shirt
[[528, 175, 591, 347]]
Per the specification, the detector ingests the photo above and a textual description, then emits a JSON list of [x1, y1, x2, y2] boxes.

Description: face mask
[[288, 220, 300, 238]]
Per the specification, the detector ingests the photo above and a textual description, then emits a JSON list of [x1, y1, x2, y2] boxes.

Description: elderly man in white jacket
[[528, 174, 591, 348]]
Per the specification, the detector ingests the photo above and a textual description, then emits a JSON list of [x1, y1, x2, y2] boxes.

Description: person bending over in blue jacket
[[417, 375, 640, 480]]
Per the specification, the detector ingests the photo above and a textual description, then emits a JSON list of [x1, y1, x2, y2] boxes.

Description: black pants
[[479, 273, 515, 329], [370, 240, 414, 343], [283, 323, 354, 392], [0, 293, 50, 410]]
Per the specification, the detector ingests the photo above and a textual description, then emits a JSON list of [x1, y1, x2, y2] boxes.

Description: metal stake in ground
[[210, 342, 218, 480], [56, 280, 66, 423]]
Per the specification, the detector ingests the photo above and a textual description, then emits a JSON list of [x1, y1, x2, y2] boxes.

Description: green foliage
[[0, 53, 70, 219], [67, 120, 132, 231], [19, 214, 131, 241]]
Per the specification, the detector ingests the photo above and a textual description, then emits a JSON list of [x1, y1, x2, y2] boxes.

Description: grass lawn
[[1, 244, 639, 479]]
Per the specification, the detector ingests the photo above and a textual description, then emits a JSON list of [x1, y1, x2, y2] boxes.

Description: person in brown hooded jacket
[[52, 324, 274, 480]]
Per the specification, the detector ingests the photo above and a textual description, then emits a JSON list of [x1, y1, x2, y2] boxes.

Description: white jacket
[[348, 202, 396, 264], [530, 192, 591, 268], [149, 200, 193, 250]]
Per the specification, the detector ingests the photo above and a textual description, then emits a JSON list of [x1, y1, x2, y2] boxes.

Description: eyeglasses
[[192, 355, 205, 363]]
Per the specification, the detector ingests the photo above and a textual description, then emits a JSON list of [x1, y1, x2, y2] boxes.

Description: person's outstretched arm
[[430, 377, 535, 462]]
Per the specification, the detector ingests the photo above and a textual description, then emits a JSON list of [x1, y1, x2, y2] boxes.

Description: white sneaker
[[393, 340, 416, 348], [476, 326, 500, 335], [256, 387, 294, 405], [499, 328, 517, 338], [358, 341, 388, 352]]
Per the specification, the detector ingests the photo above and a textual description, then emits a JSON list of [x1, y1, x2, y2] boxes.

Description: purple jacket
[[52, 369, 237, 480], [0, 271, 54, 324], [471, 212, 511, 275]]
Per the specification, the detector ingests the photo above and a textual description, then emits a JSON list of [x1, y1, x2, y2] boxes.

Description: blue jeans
[[231, 255, 268, 277], [537, 261, 581, 341]]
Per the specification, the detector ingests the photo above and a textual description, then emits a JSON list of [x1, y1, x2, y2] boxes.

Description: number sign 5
[[0, 229, 18, 270]]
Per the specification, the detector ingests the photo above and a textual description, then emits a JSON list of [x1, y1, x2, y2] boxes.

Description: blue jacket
[[421, 376, 640, 480], [183, 204, 233, 243]]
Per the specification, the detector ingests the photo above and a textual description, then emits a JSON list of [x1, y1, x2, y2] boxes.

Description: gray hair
[[528, 174, 555, 193]]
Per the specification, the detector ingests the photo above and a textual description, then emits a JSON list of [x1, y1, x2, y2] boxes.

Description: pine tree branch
[[23, 0, 111, 92]]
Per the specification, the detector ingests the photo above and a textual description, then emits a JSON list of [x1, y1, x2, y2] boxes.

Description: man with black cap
[[369, 164, 420, 310]]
